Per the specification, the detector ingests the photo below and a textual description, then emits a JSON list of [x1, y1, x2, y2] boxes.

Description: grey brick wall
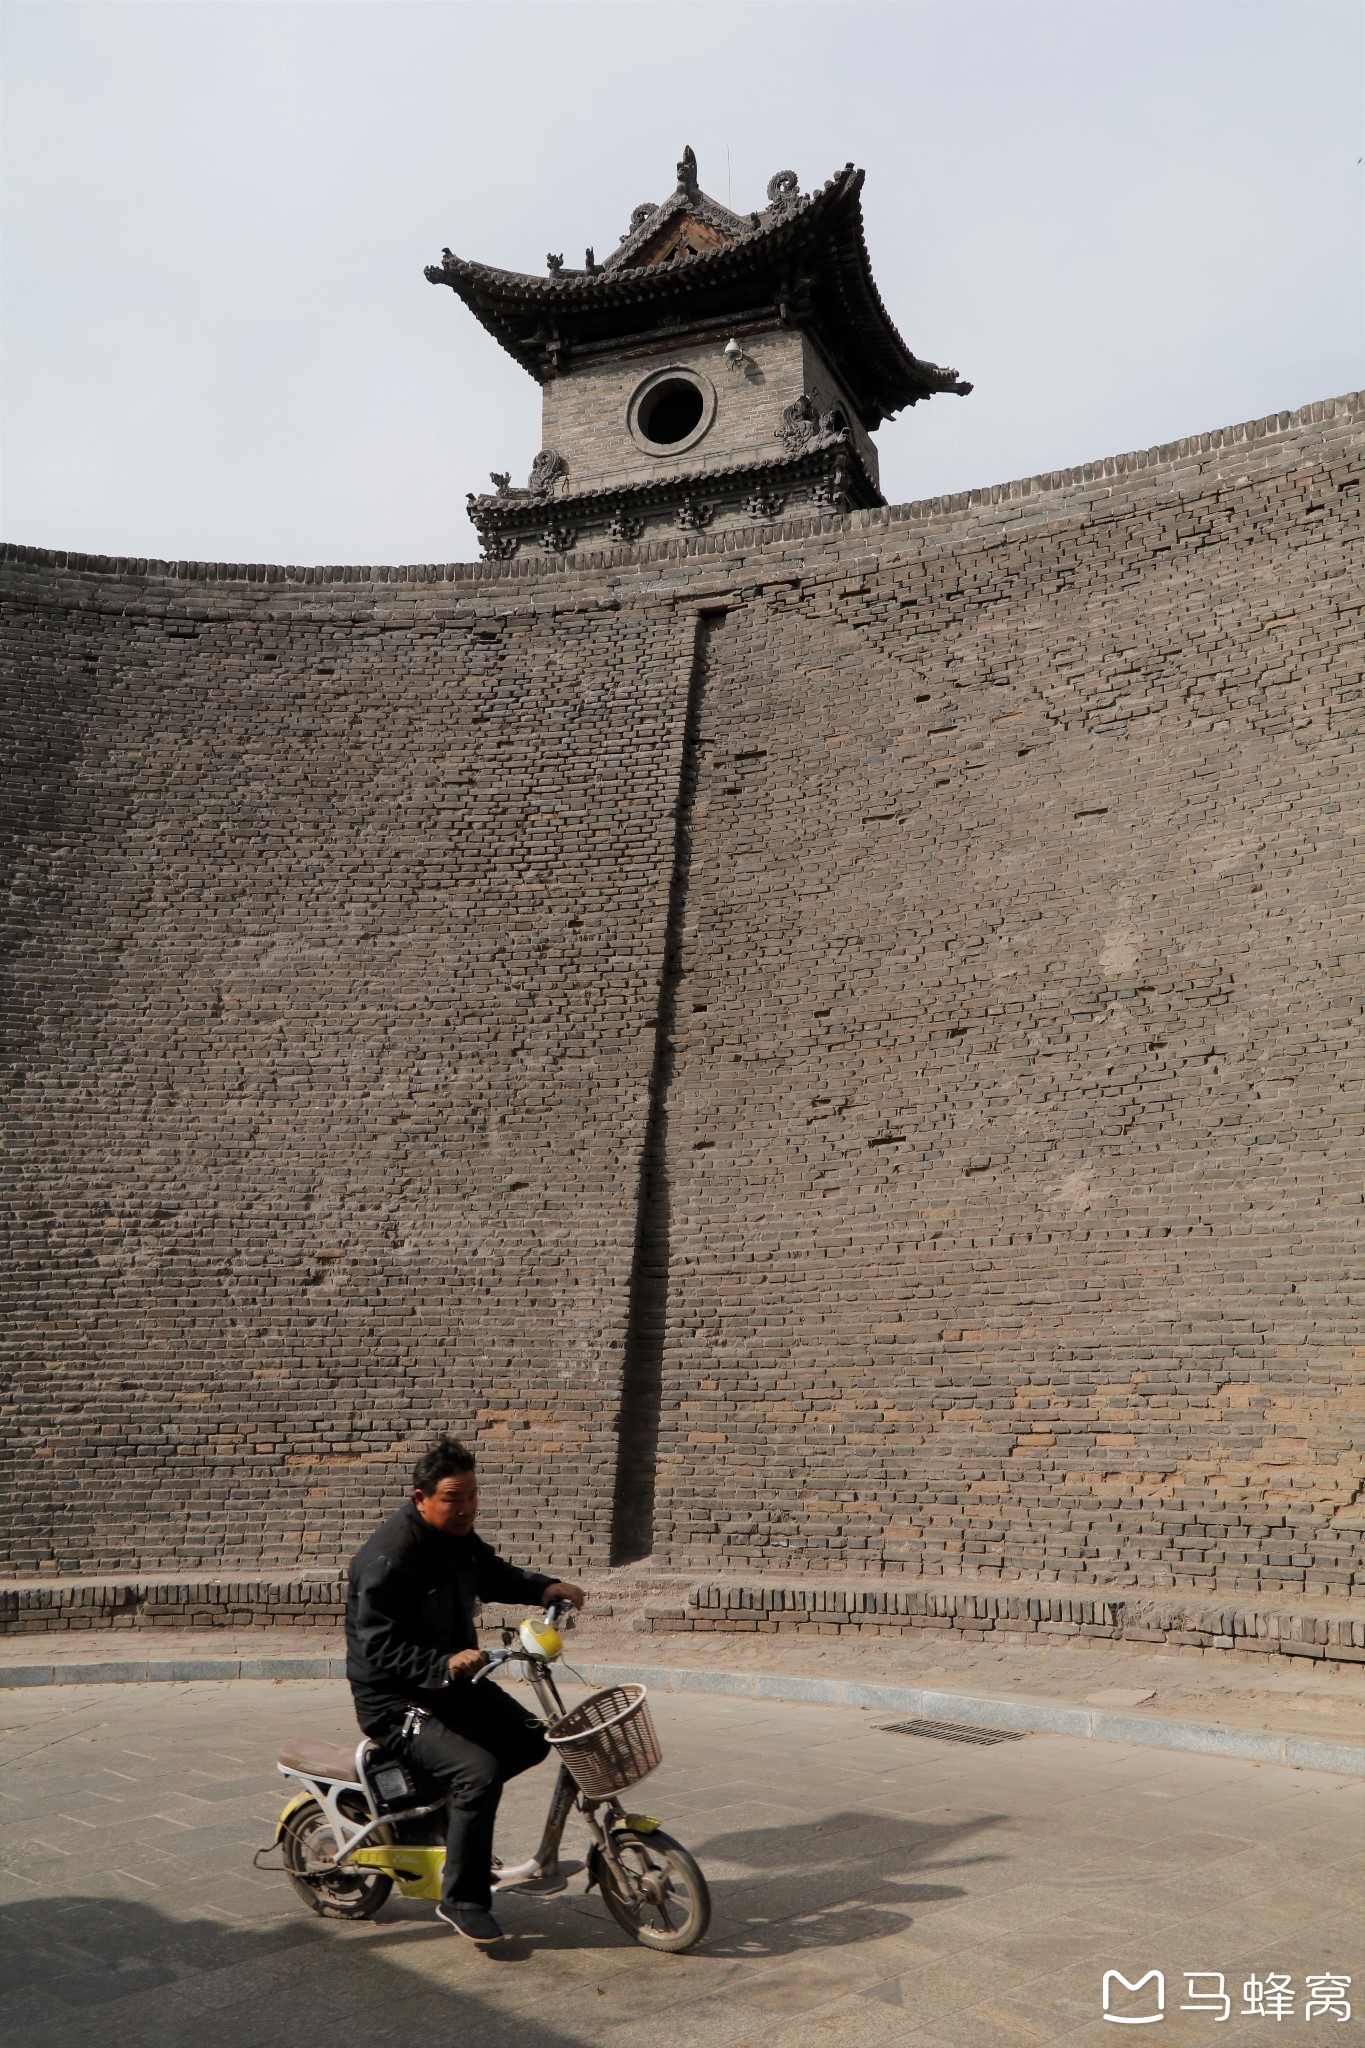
[[2, 392, 1360, 1597], [0, 564, 697, 1572], [540, 326, 877, 496], [651, 399, 1364, 1599]]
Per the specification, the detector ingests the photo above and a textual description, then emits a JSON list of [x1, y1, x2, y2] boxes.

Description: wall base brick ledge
[[653, 1578, 1365, 1664]]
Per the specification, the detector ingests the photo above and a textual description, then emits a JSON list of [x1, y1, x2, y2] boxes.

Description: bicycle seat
[[277, 1737, 358, 1781]]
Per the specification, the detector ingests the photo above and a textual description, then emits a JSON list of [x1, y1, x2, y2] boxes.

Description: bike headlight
[[519, 1616, 562, 1660]]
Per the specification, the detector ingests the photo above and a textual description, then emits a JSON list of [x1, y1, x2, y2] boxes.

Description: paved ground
[[6, 1620, 1364, 1743], [0, 1678, 1360, 2048]]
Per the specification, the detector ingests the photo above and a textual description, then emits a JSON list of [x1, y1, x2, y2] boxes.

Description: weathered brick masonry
[[2, 395, 1362, 1615], [1, 559, 699, 1572]]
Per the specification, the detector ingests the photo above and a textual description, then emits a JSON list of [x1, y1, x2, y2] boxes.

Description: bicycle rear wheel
[[281, 1796, 393, 1920], [597, 1827, 710, 1952]]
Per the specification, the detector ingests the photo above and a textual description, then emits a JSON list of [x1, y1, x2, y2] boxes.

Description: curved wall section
[[2, 392, 1361, 1598], [0, 557, 698, 1570]]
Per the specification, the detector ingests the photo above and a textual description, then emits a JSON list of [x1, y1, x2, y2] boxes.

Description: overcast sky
[[3, 0, 1362, 566]]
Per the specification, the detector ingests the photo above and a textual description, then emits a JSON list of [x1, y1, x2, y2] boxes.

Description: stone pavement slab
[[0, 1678, 1361, 2047]]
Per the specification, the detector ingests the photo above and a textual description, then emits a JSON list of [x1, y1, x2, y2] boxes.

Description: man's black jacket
[[345, 1501, 554, 1732]]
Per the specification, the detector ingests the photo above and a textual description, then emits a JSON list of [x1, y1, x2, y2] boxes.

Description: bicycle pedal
[[494, 1856, 584, 1897]]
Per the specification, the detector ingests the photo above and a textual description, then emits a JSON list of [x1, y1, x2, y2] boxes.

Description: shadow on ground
[[0, 1895, 574, 2048], [691, 1807, 1004, 1958], [0, 1812, 1006, 2042]]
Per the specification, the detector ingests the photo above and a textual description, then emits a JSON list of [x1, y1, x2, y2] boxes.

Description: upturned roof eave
[[426, 165, 970, 422]]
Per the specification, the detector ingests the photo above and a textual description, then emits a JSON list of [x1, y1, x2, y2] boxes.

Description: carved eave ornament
[[427, 158, 971, 431], [464, 428, 880, 561]]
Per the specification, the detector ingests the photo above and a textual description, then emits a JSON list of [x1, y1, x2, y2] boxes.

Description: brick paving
[[0, 1678, 1360, 2047]]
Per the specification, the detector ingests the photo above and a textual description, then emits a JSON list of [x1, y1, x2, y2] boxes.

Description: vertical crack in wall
[[610, 608, 726, 1564]]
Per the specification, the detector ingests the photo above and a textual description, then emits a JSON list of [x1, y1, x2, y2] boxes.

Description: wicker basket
[[545, 1683, 661, 1798]]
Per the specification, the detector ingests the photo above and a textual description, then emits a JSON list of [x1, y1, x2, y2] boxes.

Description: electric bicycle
[[257, 1601, 711, 1952]]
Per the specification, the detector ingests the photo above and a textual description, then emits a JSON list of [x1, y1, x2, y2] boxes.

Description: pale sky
[[3, 0, 1362, 566]]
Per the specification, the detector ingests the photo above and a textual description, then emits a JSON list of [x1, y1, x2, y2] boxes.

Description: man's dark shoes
[[436, 1903, 505, 1947]]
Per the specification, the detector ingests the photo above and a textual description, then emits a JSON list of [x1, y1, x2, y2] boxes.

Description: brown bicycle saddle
[[277, 1737, 359, 1781]]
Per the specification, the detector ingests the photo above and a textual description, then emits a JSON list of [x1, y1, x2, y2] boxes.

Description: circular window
[[640, 381, 703, 444], [628, 368, 716, 457]]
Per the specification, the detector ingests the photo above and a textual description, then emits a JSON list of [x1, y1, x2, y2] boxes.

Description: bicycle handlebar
[[470, 1600, 572, 1683]]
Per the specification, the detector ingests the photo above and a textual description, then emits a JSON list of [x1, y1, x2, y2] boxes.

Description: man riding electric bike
[[344, 1434, 585, 1947]]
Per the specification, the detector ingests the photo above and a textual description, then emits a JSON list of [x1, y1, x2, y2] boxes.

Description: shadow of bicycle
[[685, 1805, 1008, 1960], [304, 1805, 1006, 1964]]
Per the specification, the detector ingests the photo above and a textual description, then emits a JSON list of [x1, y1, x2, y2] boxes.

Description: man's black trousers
[[395, 1683, 550, 1911]]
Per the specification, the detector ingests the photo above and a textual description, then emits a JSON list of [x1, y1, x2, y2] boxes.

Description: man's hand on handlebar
[[446, 1647, 490, 1682], [543, 1581, 586, 1612], [453, 1585, 583, 1682]]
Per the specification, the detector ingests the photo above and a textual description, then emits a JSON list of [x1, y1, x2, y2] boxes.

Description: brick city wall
[[0, 553, 701, 1573], [2, 393, 1361, 1602]]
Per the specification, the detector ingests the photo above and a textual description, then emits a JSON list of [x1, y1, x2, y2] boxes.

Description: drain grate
[[882, 1718, 1025, 1746]]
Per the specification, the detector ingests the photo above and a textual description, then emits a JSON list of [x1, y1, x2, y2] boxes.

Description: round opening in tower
[[639, 379, 704, 445], [628, 367, 717, 457]]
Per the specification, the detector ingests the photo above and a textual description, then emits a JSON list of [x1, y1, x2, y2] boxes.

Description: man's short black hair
[[412, 1436, 477, 1494]]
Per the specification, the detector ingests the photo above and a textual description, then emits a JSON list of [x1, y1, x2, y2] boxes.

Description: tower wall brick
[[539, 329, 878, 497]]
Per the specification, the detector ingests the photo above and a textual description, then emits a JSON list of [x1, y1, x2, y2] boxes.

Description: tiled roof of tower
[[425, 156, 972, 430]]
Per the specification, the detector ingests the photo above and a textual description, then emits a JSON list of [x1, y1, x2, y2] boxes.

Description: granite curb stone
[[53, 1660, 155, 1685], [921, 1688, 1091, 1739], [145, 1658, 242, 1683], [753, 1671, 840, 1703]]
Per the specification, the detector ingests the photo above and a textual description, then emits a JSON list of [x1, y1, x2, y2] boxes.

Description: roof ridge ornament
[[623, 202, 658, 242], [677, 145, 699, 198], [765, 170, 804, 219]]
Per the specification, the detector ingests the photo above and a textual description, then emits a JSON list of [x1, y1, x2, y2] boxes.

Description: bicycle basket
[[544, 1684, 661, 1797]]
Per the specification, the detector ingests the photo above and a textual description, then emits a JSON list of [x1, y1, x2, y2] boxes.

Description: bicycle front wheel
[[598, 1827, 710, 1953]]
